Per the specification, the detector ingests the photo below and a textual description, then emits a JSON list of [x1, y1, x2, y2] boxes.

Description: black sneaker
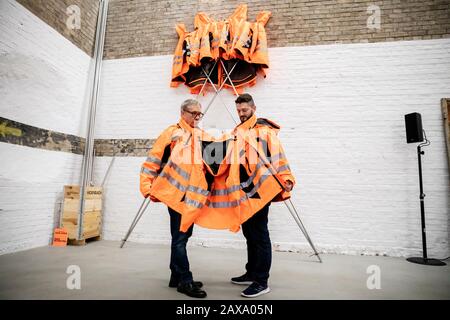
[[169, 278, 203, 289], [230, 274, 253, 285], [241, 282, 270, 298], [177, 282, 207, 298]]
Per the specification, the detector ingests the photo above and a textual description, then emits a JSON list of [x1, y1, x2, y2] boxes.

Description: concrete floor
[[0, 240, 449, 299]]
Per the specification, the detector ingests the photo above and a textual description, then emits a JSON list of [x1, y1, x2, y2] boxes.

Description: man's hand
[[144, 193, 155, 201], [145, 194, 158, 202], [285, 180, 293, 192]]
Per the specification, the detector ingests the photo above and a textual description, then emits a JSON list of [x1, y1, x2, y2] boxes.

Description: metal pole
[[120, 198, 151, 248], [78, 0, 109, 240], [284, 199, 322, 262], [201, 66, 239, 124], [89, 148, 96, 186], [406, 133, 445, 266], [101, 155, 116, 187], [417, 145, 427, 259], [196, 60, 218, 98], [203, 60, 239, 115], [220, 59, 239, 97]]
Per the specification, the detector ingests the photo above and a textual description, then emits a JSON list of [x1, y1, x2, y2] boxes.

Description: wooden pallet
[[62, 185, 103, 245], [67, 235, 101, 246]]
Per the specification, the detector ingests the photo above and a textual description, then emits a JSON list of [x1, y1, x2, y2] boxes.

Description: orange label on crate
[[52, 228, 68, 247]]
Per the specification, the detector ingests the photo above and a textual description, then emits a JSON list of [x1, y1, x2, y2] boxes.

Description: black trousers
[[242, 203, 272, 286], [168, 207, 193, 285]]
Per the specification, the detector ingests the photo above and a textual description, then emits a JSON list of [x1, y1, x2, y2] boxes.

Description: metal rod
[[196, 60, 218, 98], [101, 149, 116, 187], [77, 0, 109, 240], [417, 145, 427, 259], [86, 1, 107, 181], [58, 200, 63, 229], [126, 199, 150, 239], [201, 66, 239, 124], [203, 60, 239, 115], [121, 199, 148, 248], [120, 198, 151, 248], [285, 199, 322, 262], [89, 148, 96, 186], [220, 59, 239, 96]]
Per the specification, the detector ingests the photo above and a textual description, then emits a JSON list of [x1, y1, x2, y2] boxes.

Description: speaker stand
[[406, 257, 446, 266], [406, 145, 446, 266]]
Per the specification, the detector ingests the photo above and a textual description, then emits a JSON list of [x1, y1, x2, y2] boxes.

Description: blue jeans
[[168, 207, 193, 285], [242, 203, 272, 287]]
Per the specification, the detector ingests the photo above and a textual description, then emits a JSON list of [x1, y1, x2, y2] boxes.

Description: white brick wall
[[0, 0, 90, 254], [0, 144, 83, 254], [96, 38, 450, 257], [0, 0, 92, 136]]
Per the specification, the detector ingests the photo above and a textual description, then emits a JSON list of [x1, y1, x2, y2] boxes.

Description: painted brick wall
[[95, 38, 450, 257], [0, 0, 93, 136], [0, 145, 83, 254], [0, 0, 91, 254], [104, 0, 450, 59], [16, 0, 100, 57]]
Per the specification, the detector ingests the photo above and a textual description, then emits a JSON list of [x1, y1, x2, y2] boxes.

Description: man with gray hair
[[140, 99, 206, 298]]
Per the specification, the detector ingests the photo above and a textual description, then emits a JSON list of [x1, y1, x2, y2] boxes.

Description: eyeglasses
[[184, 110, 204, 119]]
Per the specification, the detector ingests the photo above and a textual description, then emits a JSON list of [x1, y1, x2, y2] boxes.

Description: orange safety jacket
[[140, 120, 183, 198], [140, 119, 212, 211], [249, 11, 271, 78], [196, 12, 214, 63], [230, 115, 295, 218], [227, 3, 247, 59], [243, 114, 295, 202], [218, 20, 231, 60], [170, 24, 190, 88], [249, 11, 271, 67], [191, 115, 295, 232], [183, 13, 218, 94]]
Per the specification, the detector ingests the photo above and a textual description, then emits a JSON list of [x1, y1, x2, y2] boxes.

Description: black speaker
[[404, 112, 424, 143]]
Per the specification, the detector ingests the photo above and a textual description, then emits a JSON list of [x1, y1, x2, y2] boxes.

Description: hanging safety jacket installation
[[170, 4, 271, 95]]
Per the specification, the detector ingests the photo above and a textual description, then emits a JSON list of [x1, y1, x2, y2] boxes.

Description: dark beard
[[240, 115, 250, 123]]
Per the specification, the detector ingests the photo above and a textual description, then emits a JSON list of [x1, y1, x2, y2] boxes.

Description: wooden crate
[[62, 185, 103, 245]]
